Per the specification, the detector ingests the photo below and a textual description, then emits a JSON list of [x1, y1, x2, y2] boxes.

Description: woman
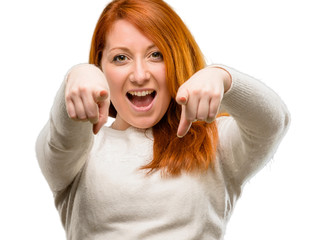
[[36, 0, 290, 239]]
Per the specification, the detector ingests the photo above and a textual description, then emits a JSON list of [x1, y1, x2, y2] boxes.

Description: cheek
[[104, 68, 124, 91], [156, 70, 172, 110], [155, 66, 168, 91], [159, 75, 171, 100], [159, 83, 172, 114], [103, 69, 125, 106]]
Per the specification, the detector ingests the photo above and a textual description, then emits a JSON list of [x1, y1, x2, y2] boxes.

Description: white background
[[1, 0, 331, 239]]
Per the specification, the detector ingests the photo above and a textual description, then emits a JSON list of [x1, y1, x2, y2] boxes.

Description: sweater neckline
[[101, 125, 153, 138]]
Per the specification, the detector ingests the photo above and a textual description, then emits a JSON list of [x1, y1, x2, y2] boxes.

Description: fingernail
[[179, 97, 186, 103], [100, 91, 107, 97], [177, 132, 184, 138]]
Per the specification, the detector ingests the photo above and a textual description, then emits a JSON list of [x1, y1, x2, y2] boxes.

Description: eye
[[150, 51, 163, 61], [112, 55, 128, 63]]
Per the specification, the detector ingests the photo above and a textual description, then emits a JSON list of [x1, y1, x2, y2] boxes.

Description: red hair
[[89, 0, 219, 176]]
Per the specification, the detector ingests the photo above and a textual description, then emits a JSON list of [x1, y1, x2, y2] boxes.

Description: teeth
[[128, 90, 153, 97]]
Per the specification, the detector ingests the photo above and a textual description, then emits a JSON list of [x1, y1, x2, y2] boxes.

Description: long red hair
[[89, 0, 219, 176]]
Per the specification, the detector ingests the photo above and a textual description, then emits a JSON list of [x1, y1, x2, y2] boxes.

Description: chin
[[129, 117, 161, 129]]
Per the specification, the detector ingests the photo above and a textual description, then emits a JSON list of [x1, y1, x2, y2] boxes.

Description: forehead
[[105, 20, 154, 49]]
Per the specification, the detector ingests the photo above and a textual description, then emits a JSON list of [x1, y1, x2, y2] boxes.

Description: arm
[[175, 64, 290, 186], [36, 64, 110, 192], [217, 65, 290, 186]]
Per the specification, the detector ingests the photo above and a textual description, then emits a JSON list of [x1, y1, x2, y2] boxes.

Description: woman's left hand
[[176, 66, 232, 137]]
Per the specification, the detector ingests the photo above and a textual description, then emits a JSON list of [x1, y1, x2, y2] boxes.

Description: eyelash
[[112, 55, 128, 63], [151, 51, 163, 60], [111, 51, 163, 64]]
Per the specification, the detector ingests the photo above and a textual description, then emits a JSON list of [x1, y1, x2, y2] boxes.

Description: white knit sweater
[[36, 65, 290, 240]]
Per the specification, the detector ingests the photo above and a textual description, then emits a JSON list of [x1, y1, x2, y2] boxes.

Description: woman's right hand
[[65, 64, 110, 134]]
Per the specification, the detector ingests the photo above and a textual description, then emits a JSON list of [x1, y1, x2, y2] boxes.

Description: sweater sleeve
[[36, 78, 94, 193], [216, 65, 290, 188]]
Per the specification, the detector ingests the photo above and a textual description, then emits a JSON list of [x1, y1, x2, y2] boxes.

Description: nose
[[129, 60, 150, 85]]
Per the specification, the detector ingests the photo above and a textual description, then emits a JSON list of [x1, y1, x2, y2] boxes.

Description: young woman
[[36, 0, 290, 239]]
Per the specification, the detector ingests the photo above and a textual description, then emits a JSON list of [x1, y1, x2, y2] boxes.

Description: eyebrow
[[107, 44, 158, 54]]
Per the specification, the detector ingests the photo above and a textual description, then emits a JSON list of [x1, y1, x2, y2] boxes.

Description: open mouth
[[126, 90, 156, 109]]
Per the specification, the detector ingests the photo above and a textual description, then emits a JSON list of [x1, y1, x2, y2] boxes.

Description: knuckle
[[201, 89, 210, 96], [68, 86, 89, 97], [78, 86, 88, 93], [191, 89, 200, 96], [69, 88, 80, 97], [65, 94, 72, 102], [211, 91, 221, 99]]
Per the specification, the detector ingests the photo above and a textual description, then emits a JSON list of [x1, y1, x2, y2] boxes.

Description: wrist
[[207, 65, 232, 93]]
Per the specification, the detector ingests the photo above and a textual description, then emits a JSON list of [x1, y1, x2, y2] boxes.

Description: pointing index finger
[[177, 104, 192, 138]]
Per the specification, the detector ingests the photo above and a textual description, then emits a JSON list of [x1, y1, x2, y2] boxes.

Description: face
[[101, 20, 171, 130]]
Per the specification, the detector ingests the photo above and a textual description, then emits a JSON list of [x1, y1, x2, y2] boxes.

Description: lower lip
[[127, 95, 156, 112]]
